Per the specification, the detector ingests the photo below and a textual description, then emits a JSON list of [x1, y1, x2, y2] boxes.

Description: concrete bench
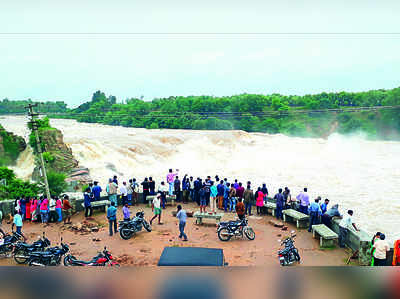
[[193, 212, 223, 225], [263, 202, 276, 216], [81, 200, 110, 212], [146, 195, 157, 207], [282, 209, 309, 228], [312, 224, 338, 247]]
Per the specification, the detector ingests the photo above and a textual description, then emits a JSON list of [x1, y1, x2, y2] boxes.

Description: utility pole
[[25, 103, 51, 200]]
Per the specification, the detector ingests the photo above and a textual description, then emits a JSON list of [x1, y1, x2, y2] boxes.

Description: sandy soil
[[0, 203, 350, 266]]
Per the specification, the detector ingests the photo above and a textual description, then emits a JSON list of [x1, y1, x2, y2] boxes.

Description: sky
[[0, 0, 400, 107]]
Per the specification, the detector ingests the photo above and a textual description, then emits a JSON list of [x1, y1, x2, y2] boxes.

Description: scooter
[[13, 232, 51, 264], [63, 247, 120, 267], [119, 211, 152, 240], [278, 231, 301, 266]]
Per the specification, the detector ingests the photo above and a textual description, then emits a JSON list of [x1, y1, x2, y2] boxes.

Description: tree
[[46, 171, 67, 196]]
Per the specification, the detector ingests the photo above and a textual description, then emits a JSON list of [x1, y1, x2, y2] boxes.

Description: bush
[[46, 170, 67, 196]]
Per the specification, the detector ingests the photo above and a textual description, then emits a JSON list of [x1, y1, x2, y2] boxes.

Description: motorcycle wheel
[[63, 255, 73, 266], [217, 228, 232, 242], [294, 250, 301, 262], [13, 250, 28, 264], [244, 227, 256, 240], [120, 228, 134, 240], [279, 258, 286, 266], [143, 221, 152, 232]]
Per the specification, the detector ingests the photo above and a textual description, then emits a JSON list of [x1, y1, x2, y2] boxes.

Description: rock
[[268, 220, 284, 228]]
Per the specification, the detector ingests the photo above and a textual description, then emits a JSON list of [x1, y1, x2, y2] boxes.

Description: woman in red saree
[[25, 197, 31, 221]]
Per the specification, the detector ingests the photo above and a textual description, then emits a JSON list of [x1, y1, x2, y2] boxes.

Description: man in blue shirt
[[92, 181, 102, 201], [308, 198, 322, 232], [176, 205, 188, 241], [274, 188, 285, 220], [12, 211, 24, 236], [107, 202, 117, 236], [320, 198, 329, 214]]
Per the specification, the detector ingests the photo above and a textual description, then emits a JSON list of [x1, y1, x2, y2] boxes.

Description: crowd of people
[[2, 169, 393, 266]]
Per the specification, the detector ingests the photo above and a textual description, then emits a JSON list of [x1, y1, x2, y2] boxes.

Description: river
[[1, 115, 399, 242]]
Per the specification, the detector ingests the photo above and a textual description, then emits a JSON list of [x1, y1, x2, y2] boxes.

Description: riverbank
[[0, 202, 350, 266]]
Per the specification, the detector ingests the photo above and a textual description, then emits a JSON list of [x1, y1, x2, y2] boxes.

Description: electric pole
[[25, 103, 51, 200]]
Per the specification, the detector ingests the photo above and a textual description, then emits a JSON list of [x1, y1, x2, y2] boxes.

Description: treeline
[[0, 98, 67, 114], [2, 87, 400, 139]]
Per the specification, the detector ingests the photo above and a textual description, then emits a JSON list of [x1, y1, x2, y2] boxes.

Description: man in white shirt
[[338, 210, 359, 248], [49, 197, 58, 223], [120, 182, 128, 205], [158, 181, 168, 209], [150, 194, 162, 225], [373, 233, 390, 266]]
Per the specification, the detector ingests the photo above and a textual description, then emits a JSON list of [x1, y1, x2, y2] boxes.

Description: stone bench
[[312, 224, 338, 248], [193, 212, 223, 225], [263, 202, 277, 216], [81, 200, 110, 212], [282, 209, 309, 228]]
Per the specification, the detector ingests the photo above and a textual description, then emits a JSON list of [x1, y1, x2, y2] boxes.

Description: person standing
[[235, 198, 245, 220], [194, 178, 201, 206], [174, 176, 181, 202], [320, 198, 329, 214], [48, 196, 58, 223], [55, 197, 63, 222], [204, 176, 212, 206], [62, 195, 73, 225], [296, 188, 310, 214], [338, 210, 359, 248], [373, 233, 390, 266], [25, 197, 31, 222], [308, 198, 322, 232], [236, 182, 245, 200], [122, 203, 130, 221], [158, 181, 168, 209], [112, 175, 118, 185], [40, 197, 49, 224], [126, 180, 133, 206], [30, 198, 38, 222], [199, 184, 207, 214], [12, 211, 24, 236], [189, 176, 195, 201], [19, 197, 26, 221], [274, 188, 285, 220], [166, 169, 179, 196], [141, 178, 150, 203], [210, 181, 218, 214], [261, 183, 269, 198], [149, 177, 156, 195], [223, 183, 230, 212], [233, 179, 239, 190], [92, 181, 102, 201], [182, 175, 189, 203], [84, 187, 93, 218], [217, 180, 225, 210], [176, 205, 188, 241], [120, 182, 128, 206], [131, 178, 139, 205], [243, 185, 254, 216], [106, 178, 118, 206], [107, 201, 117, 236], [229, 184, 237, 213], [150, 194, 162, 225]]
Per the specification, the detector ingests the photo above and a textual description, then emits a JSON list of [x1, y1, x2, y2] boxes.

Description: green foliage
[[0, 167, 39, 200], [0, 99, 67, 115], [46, 170, 67, 196], [42, 152, 55, 163]]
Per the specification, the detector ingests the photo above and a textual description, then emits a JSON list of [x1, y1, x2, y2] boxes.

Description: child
[[176, 205, 188, 241], [122, 203, 130, 221], [12, 211, 24, 238]]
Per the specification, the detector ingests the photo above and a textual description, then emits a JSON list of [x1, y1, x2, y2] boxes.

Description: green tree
[[46, 171, 67, 196]]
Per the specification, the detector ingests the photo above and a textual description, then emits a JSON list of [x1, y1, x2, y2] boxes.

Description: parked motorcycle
[[13, 232, 51, 264], [217, 216, 255, 242], [64, 246, 120, 267], [278, 231, 301, 266], [119, 211, 152, 240], [27, 239, 70, 266], [0, 231, 24, 257]]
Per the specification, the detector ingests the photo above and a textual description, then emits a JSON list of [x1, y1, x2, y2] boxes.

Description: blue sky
[[0, 0, 399, 107]]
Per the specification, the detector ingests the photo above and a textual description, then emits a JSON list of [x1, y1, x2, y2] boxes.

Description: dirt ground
[[0, 203, 351, 266]]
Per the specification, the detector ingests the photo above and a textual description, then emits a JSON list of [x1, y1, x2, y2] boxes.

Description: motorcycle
[[278, 231, 301, 266], [27, 239, 70, 266], [13, 232, 51, 264], [0, 231, 24, 257], [217, 216, 255, 242], [64, 246, 120, 267], [119, 210, 152, 240]]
